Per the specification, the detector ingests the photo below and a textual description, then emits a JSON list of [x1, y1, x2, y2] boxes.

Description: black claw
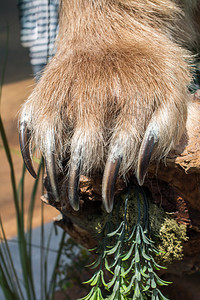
[[102, 157, 122, 213], [19, 122, 37, 178], [45, 153, 59, 201], [137, 131, 157, 186], [68, 159, 81, 211]]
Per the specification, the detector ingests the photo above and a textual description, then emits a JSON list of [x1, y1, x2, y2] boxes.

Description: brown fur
[[20, 0, 200, 177]]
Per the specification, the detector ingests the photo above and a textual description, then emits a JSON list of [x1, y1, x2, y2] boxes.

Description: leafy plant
[[81, 187, 171, 300]]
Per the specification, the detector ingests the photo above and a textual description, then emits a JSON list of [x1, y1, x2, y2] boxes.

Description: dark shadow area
[[0, 0, 33, 84]]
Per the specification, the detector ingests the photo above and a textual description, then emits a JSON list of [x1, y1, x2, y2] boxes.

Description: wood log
[[43, 90, 200, 239], [42, 90, 200, 296]]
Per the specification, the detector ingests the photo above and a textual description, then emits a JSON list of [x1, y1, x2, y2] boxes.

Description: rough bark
[[42, 90, 200, 298]]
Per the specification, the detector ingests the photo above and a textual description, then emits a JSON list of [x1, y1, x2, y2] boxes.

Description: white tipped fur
[[69, 123, 105, 174], [19, 0, 199, 180]]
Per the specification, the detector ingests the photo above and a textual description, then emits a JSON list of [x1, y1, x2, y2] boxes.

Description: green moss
[[86, 186, 188, 264], [157, 217, 188, 263], [146, 198, 188, 263]]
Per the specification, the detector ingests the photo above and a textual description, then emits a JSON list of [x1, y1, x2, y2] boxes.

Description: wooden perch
[[148, 90, 200, 219], [42, 91, 200, 284]]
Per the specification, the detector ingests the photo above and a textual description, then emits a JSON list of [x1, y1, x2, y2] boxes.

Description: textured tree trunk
[[43, 90, 200, 299]]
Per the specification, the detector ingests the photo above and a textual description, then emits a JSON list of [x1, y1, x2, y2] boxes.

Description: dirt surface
[[0, 0, 58, 238]]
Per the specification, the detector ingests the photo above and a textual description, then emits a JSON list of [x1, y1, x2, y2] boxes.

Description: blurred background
[[0, 0, 58, 238]]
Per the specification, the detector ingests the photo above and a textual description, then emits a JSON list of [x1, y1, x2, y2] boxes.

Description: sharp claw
[[137, 130, 157, 186], [102, 157, 122, 213], [19, 122, 37, 178], [45, 153, 59, 201], [68, 159, 81, 211]]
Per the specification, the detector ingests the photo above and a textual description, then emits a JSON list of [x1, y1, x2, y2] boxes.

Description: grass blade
[[48, 230, 66, 299], [0, 217, 25, 300]]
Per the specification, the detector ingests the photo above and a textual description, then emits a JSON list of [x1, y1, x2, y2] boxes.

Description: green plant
[[55, 238, 91, 299], [81, 187, 171, 300], [0, 29, 67, 300]]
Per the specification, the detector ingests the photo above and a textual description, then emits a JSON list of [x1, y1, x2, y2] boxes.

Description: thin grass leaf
[[107, 272, 118, 289], [119, 276, 128, 293], [122, 274, 135, 295], [0, 267, 20, 300], [40, 161, 45, 300], [141, 246, 151, 261], [156, 289, 170, 300], [142, 279, 151, 292], [106, 240, 121, 255], [15, 170, 37, 300], [45, 224, 55, 299], [151, 257, 167, 270], [107, 222, 124, 237], [126, 225, 136, 242], [80, 287, 97, 300], [114, 263, 123, 275], [90, 256, 102, 269], [0, 218, 25, 300], [123, 257, 135, 276], [121, 243, 135, 261], [100, 270, 108, 288], [84, 271, 101, 285], [17, 164, 26, 199], [48, 231, 66, 299], [0, 145, 41, 164], [154, 273, 172, 286], [96, 286, 104, 299], [27, 159, 44, 253], [113, 279, 120, 294], [0, 239, 17, 294], [106, 256, 119, 270], [40, 202, 45, 300], [140, 228, 153, 245], [0, 27, 36, 300], [0, 24, 9, 103], [104, 258, 113, 273], [18, 235, 37, 300], [0, 117, 19, 217]]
